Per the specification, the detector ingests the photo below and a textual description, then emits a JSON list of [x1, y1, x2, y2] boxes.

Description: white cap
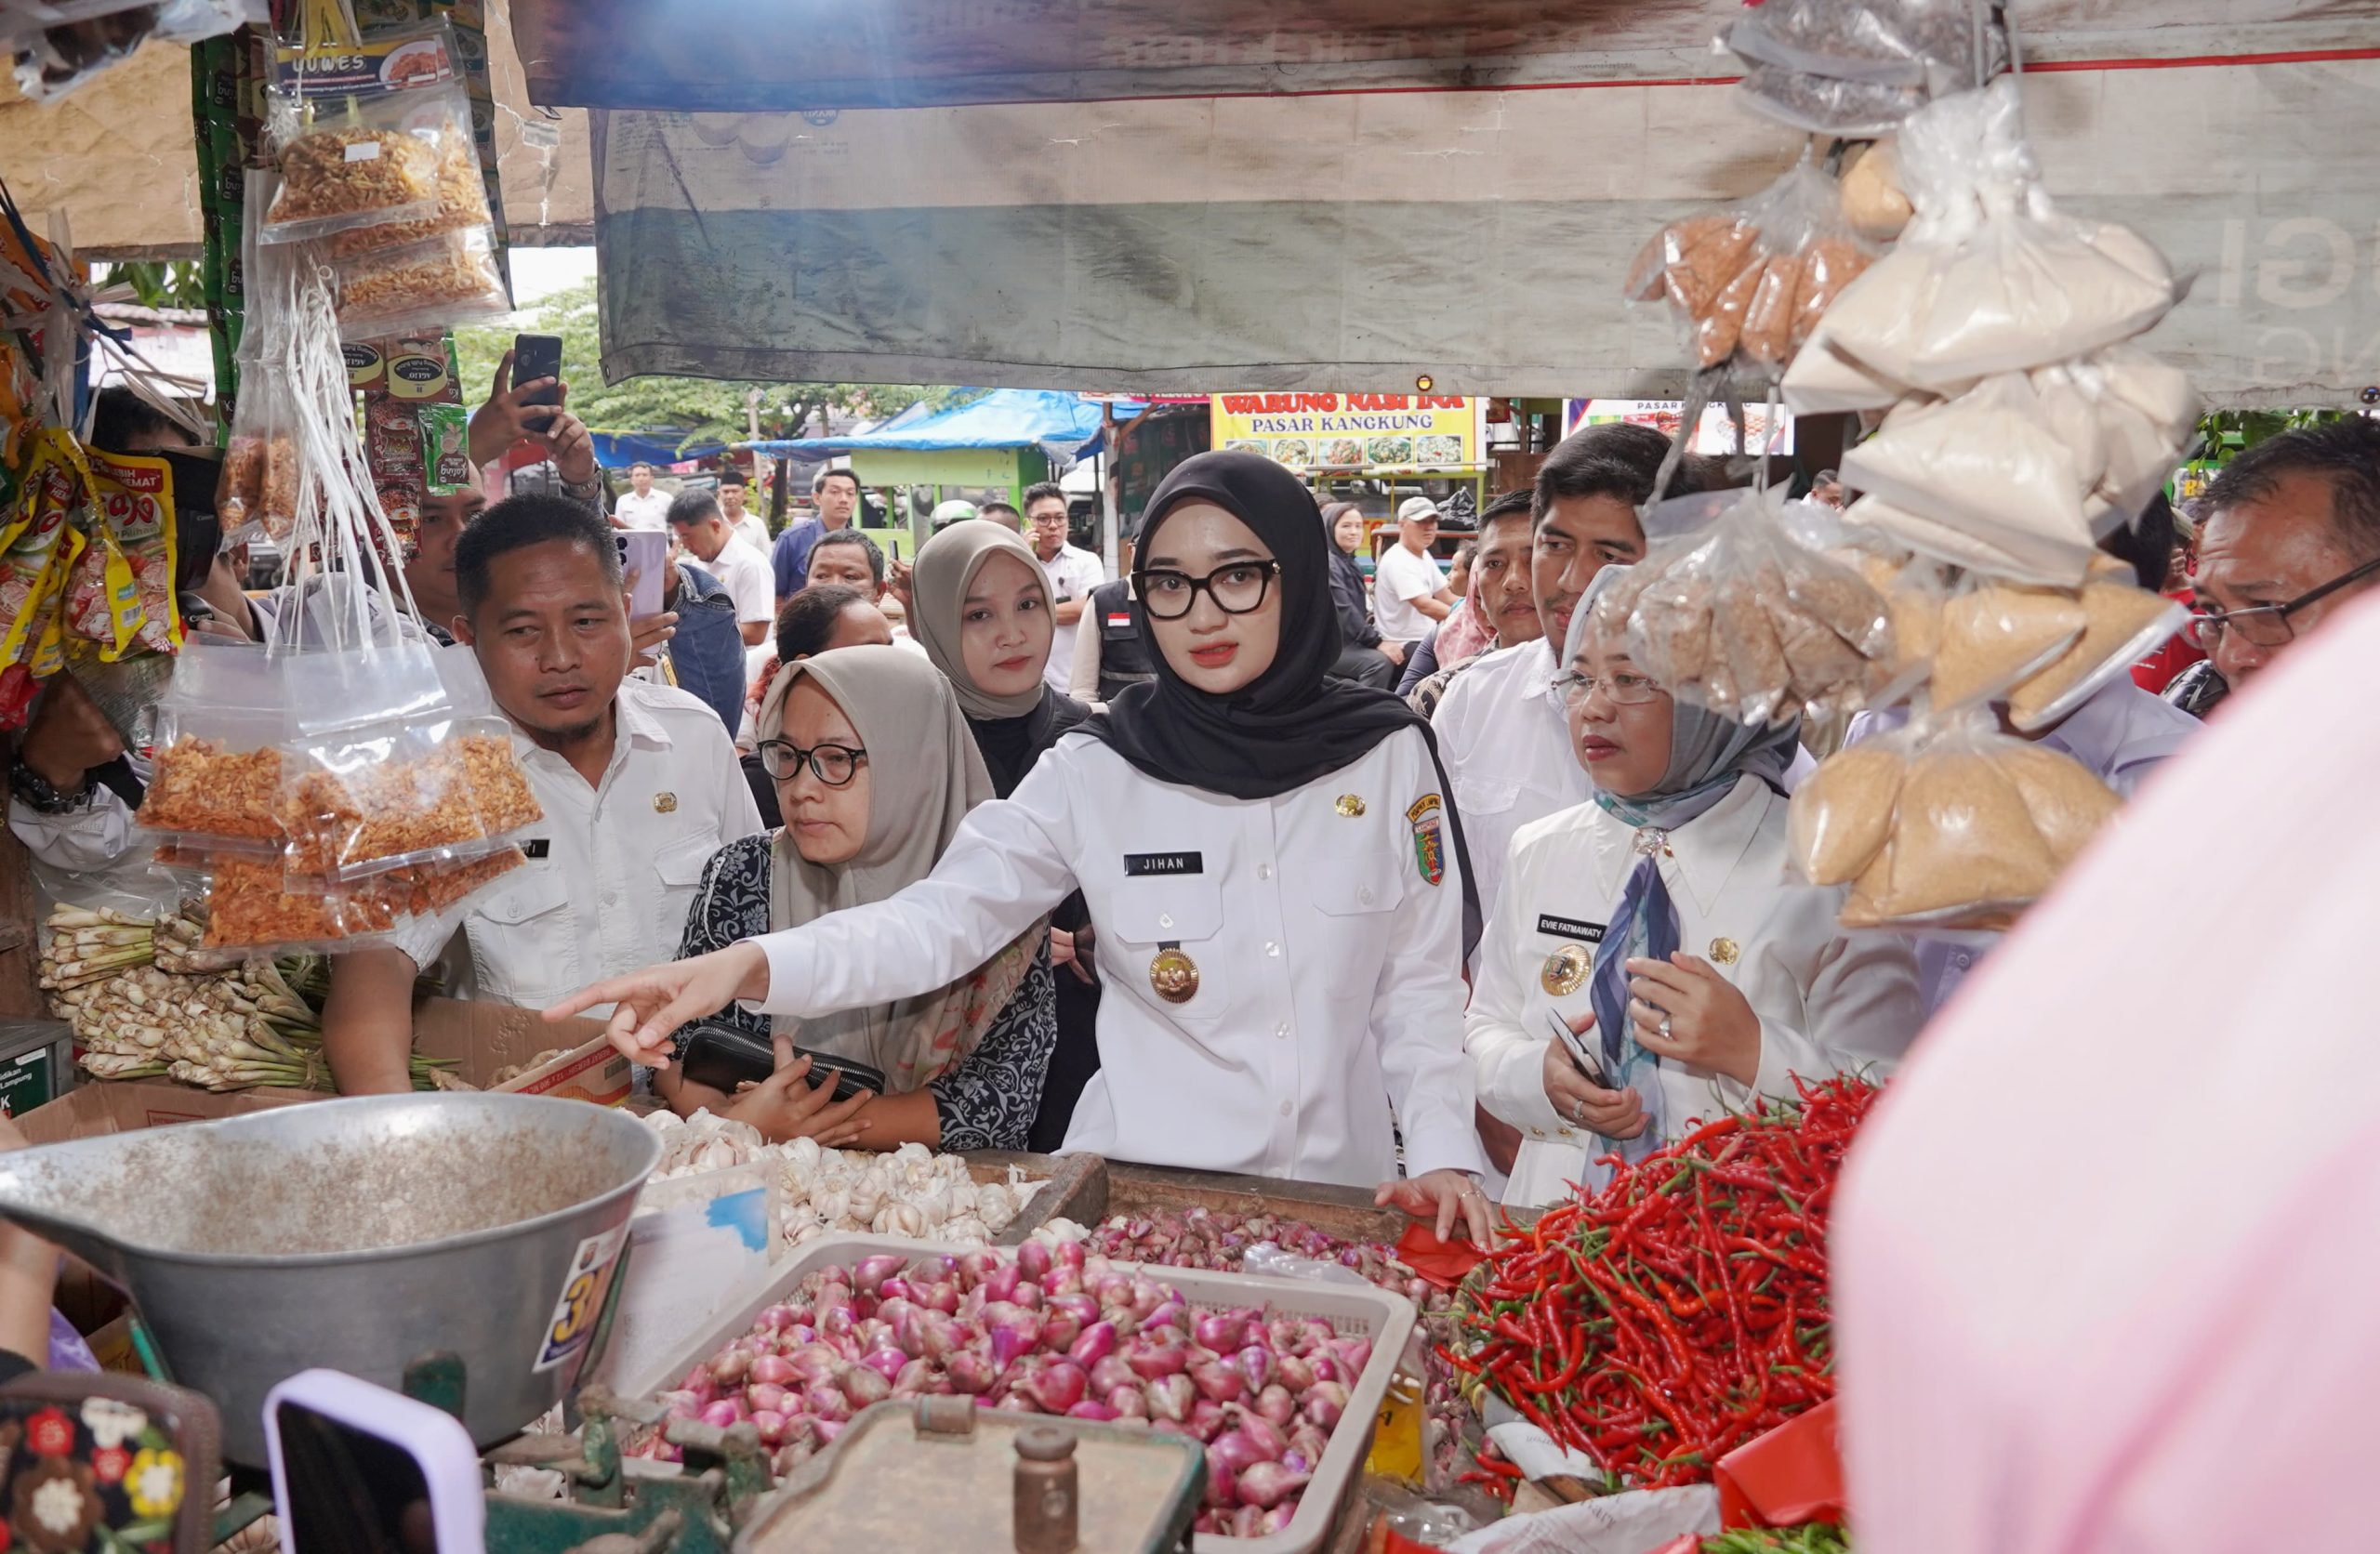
[[1396, 496, 1441, 524]]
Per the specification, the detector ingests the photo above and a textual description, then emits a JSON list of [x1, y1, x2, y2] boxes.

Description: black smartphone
[[677, 1024, 883, 1103], [1546, 1007, 1612, 1090], [513, 332, 563, 408]]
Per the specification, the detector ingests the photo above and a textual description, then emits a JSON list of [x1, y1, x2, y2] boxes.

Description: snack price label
[[535, 1224, 629, 1372]]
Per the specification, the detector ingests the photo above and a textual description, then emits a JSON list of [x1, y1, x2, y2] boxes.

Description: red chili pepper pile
[[1447, 1074, 1878, 1494]]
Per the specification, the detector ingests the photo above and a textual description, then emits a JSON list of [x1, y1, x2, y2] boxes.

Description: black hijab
[[1077, 452, 1480, 951]]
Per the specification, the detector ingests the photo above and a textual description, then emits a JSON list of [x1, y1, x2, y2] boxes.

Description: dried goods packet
[[2005, 560, 2183, 732], [201, 851, 406, 951], [1931, 579, 2087, 711], [1619, 490, 1894, 727], [135, 647, 289, 852], [324, 120, 490, 258], [333, 226, 511, 338], [1790, 742, 1905, 887], [1624, 160, 1877, 375]]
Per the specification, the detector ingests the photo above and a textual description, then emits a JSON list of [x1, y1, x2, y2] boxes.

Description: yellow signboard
[[1210, 393, 1482, 471]]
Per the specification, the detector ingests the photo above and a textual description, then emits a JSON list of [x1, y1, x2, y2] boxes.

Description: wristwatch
[[7, 756, 95, 814], [560, 475, 602, 500]]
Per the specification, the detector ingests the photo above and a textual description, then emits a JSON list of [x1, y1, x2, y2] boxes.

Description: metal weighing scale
[[0, 1095, 1205, 1554]]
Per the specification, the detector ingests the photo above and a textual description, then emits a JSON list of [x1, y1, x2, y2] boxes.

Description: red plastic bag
[[1713, 1400, 1845, 1530]]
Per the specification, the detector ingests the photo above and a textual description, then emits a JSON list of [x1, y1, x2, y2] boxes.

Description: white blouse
[[748, 727, 1486, 1190], [1466, 775, 1924, 1208]]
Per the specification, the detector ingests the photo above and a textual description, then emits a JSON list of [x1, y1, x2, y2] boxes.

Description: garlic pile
[[641, 1111, 1036, 1248]]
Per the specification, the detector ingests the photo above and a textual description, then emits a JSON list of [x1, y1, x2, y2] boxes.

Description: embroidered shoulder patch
[[1407, 793, 1446, 887]]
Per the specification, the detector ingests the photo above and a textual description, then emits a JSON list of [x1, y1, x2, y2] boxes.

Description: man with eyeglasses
[[318, 494, 762, 1094], [2187, 418, 2380, 697]]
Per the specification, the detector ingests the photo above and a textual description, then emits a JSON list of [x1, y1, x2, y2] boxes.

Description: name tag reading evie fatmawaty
[[1124, 852, 1204, 877], [1537, 913, 1606, 944]]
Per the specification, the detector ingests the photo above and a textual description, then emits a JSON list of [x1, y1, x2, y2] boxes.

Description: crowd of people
[[14, 357, 2380, 1236]]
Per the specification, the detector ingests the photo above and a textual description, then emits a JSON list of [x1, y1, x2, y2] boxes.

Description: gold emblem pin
[[1149, 946, 1201, 1005], [1709, 937, 1740, 967], [1335, 794, 1367, 817], [653, 793, 679, 813], [1540, 943, 1592, 997]]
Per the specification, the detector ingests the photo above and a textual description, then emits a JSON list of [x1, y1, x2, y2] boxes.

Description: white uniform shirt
[[614, 489, 675, 530], [749, 727, 1487, 1189], [1468, 776, 1924, 1208], [1038, 542, 1107, 694], [731, 513, 771, 557], [1373, 543, 1447, 644], [390, 677, 763, 1011], [1432, 639, 1583, 927]]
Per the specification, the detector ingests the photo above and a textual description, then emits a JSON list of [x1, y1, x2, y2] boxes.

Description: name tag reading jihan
[[1124, 852, 1204, 877]]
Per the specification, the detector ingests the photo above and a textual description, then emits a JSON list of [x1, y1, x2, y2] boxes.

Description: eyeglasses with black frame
[[1133, 560, 1282, 621], [1551, 667, 1665, 708], [2185, 551, 2380, 652], [758, 739, 868, 786]]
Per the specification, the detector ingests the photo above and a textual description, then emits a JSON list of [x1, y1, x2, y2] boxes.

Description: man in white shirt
[[669, 487, 777, 692], [611, 462, 673, 531], [1435, 423, 1699, 921], [717, 468, 772, 556], [1372, 497, 1457, 646], [1024, 481, 1105, 694], [321, 494, 763, 1093]]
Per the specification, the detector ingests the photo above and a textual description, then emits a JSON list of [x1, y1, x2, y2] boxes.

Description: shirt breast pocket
[[1454, 772, 1521, 818], [1105, 876, 1226, 1024], [469, 864, 575, 1007], [654, 835, 719, 944], [1304, 854, 1406, 998]]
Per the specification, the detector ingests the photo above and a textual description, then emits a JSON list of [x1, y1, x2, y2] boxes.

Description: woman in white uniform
[[1468, 566, 1924, 1209], [555, 452, 1496, 1241]]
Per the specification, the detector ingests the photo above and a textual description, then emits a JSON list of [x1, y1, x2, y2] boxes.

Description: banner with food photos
[[1208, 394, 1484, 473]]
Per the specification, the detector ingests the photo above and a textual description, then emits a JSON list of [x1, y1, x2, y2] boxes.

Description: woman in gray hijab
[[1462, 565, 1924, 1208], [656, 645, 1057, 1152]]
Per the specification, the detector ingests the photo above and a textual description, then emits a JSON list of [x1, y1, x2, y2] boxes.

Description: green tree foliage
[[455, 279, 943, 454]]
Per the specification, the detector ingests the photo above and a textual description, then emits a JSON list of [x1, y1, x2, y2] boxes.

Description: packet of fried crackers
[[1624, 157, 1878, 374], [261, 26, 482, 249], [136, 644, 292, 854], [333, 226, 511, 339], [1602, 487, 1895, 727]]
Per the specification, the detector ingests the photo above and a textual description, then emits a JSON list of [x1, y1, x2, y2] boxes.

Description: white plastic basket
[[626, 1231, 1418, 1554]]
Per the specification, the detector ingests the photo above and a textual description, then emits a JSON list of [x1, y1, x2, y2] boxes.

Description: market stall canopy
[[531, 0, 2380, 408], [590, 429, 729, 468], [742, 389, 1122, 465], [0, 0, 594, 259]]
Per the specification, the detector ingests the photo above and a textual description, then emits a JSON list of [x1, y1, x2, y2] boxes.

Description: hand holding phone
[[512, 333, 563, 410], [1545, 1007, 1611, 1090], [267, 1370, 485, 1554]]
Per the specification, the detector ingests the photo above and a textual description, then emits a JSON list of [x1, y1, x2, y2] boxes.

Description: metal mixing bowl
[[0, 1092, 660, 1463]]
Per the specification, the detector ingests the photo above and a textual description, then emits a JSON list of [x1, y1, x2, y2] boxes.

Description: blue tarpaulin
[[740, 389, 1137, 466], [591, 429, 729, 468]]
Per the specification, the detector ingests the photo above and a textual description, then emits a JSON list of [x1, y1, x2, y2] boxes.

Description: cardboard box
[[408, 996, 628, 1106], [14, 997, 625, 1145]]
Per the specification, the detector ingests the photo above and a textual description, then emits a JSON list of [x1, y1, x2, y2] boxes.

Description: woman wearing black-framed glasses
[[555, 452, 1503, 1246]]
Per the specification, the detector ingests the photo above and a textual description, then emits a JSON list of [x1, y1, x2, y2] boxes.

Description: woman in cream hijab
[[656, 644, 1056, 1151]]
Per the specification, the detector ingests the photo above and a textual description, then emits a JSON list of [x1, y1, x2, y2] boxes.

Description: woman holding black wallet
[[657, 645, 1057, 1151]]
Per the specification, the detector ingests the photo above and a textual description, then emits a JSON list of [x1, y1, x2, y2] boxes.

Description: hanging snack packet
[[1928, 576, 2087, 710], [332, 227, 511, 338], [1840, 374, 2100, 586], [1789, 82, 2175, 402], [2003, 557, 2184, 731], [199, 850, 407, 952], [216, 365, 305, 544], [260, 26, 480, 248], [1789, 740, 1907, 887], [1624, 160, 1877, 373], [0, 431, 92, 726], [137, 646, 291, 851], [1832, 715, 2114, 932], [1614, 489, 1895, 726], [86, 448, 183, 658], [1725, 0, 2005, 137]]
